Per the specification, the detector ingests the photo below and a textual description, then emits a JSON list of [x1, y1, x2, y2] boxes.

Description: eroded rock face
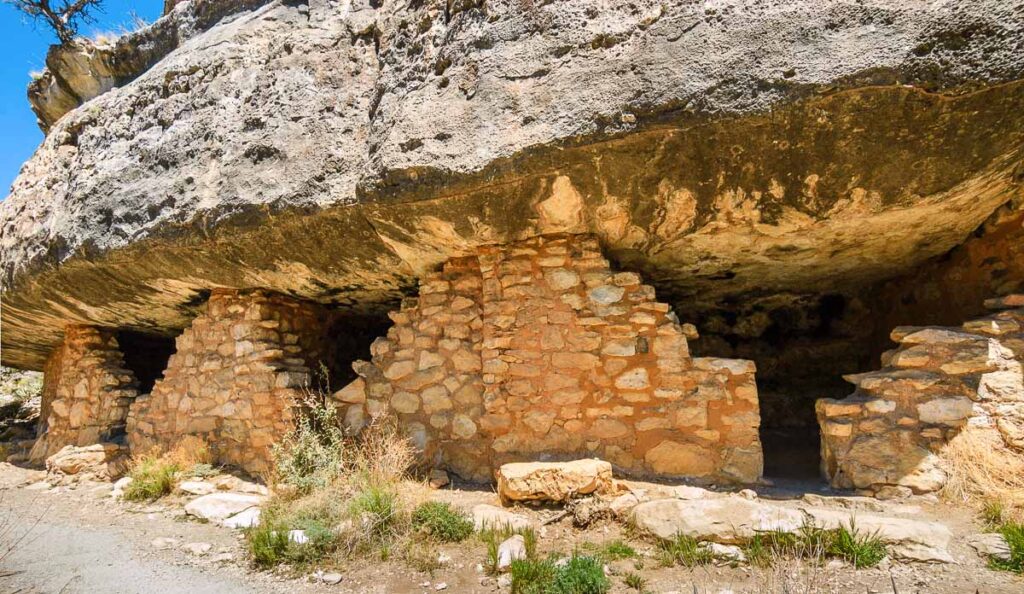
[[3, 0, 1024, 370]]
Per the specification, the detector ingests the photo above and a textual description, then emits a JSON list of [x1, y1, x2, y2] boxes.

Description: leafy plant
[[553, 555, 609, 594], [271, 387, 347, 494], [989, 521, 1023, 574], [598, 540, 636, 561], [247, 520, 290, 567], [411, 501, 473, 542], [509, 554, 610, 594]]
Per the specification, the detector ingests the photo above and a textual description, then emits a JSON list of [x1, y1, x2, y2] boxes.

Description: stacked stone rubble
[[336, 234, 763, 483], [29, 326, 139, 463], [817, 295, 1024, 495], [127, 289, 334, 474]]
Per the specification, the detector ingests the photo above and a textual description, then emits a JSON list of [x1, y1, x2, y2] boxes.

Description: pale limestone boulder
[[630, 497, 804, 544], [496, 459, 613, 503], [802, 507, 953, 563], [967, 533, 1012, 562], [472, 504, 531, 532], [222, 506, 261, 529], [184, 492, 265, 523], [497, 535, 527, 571]]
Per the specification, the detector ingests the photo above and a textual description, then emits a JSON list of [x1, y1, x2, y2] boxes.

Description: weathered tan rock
[[631, 497, 804, 544], [497, 459, 614, 504], [44, 443, 128, 481]]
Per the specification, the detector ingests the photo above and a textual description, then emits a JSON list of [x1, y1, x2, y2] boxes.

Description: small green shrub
[[123, 456, 179, 501], [510, 557, 559, 594], [289, 519, 340, 563], [599, 540, 636, 561], [989, 521, 1024, 573], [623, 571, 647, 592], [186, 463, 218, 479], [349, 484, 402, 539], [411, 501, 473, 542], [247, 521, 291, 567], [553, 555, 609, 594], [828, 522, 887, 568], [657, 533, 711, 567], [271, 388, 347, 493], [509, 554, 609, 594]]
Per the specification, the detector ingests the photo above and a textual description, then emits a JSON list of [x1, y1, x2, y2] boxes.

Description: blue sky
[[0, 1, 163, 196]]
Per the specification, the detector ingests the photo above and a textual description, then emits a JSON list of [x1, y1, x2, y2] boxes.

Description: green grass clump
[[989, 521, 1024, 574], [553, 555, 610, 594], [510, 555, 610, 594], [623, 571, 647, 592], [657, 533, 711, 567], [123, 455, 179, 501], [598, 540, 636, 561], [982, 500, 1006, 530], [827, 522, 887, 568], [349, 484, 403, 540], [411, 501, 473, 542], [510, 557, 559, 594]]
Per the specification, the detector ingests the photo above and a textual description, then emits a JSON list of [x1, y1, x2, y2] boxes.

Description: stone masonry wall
[[335, 234, 763, 484], [29, 326, 139, 463], [817, 295, 1024, 496], [127, 289, 333, 475]]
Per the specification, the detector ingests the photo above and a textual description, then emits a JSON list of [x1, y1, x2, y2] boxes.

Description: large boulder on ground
[[44, 443, 129, 482], [802, 507, 954, 563], [630, 497, 805, 544], [184, 492, 265, 525], [496, 459, 614, 503], [631, 496, 955, 563]]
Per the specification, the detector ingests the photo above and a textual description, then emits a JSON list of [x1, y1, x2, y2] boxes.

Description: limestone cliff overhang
[[2, 0, 1024, 370]]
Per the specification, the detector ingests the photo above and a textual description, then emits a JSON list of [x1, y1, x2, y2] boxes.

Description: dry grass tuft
[[940, 426, 1024, 521]]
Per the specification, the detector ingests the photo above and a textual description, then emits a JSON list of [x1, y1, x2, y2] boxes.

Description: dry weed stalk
[[940, 426, 1024, 520]]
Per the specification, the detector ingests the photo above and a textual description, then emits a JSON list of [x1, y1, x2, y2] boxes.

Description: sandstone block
[[496, 459, 613, 503]]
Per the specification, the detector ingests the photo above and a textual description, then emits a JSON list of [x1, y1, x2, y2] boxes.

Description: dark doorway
[[117, 330, 177, 394]]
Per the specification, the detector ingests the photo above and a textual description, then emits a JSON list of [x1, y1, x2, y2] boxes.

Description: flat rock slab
[[184, 493, 265, 524], [221, 507, 261, 529], [472, 504, 531, 532], [632, 497, 955, 563], [631, 497, 805, 544], [801, 507, 953, 563], [496, 459, 613, 503]]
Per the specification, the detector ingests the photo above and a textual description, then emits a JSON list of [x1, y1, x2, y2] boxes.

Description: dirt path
[[2, 463, 1023, 594]]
